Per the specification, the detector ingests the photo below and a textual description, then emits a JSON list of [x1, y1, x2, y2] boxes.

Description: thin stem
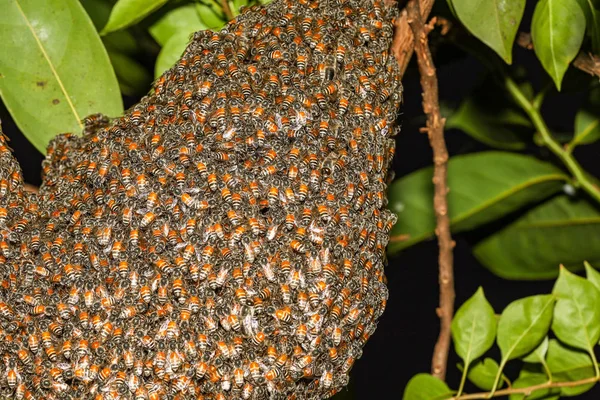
[[488, 358, 507, 397], [220, 0, 235, 21], [406, 0, 455, 381], [540, 359, 552, 383], [505, 77, 600, 204], [450, 375, 600, 400], [456, 361, 469, 397], [590, 347, 600, 378]]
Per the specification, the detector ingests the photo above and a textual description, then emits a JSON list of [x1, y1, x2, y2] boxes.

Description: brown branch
[[386, 0, 435, 77], [23, 183, 38, 194], [220, 0, 235, 21], [388, 233, 411, 242], [517, 32, 600, 78], [451, 375, 600, 399], [406, 0, 455, 381]]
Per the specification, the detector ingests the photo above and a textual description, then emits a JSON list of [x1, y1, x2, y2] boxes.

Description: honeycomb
[[0, 0, 402, 398]]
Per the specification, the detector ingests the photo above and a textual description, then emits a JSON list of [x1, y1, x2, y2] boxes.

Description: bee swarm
[[0, 0, 402, 398]]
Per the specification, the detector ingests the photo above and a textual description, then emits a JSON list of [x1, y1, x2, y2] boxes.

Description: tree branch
[[517, 32, 600, 79], [386, 0, 436, 77], [406, 0, 455, 381], [451, 375, 600, 399]]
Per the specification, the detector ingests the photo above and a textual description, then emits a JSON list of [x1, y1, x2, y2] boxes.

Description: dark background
[[1, 1, 599, 398]]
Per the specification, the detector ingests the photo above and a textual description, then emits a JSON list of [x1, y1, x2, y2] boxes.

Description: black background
[[1, 1, 599, 398]]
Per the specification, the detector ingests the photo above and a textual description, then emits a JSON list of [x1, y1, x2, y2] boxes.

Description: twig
[[388, 233, 411, 242], [386, 0, 436, 77], [220, 0, 235, 21], [451, 375, 600, 399], [23, 183, 38, 194], [505, 76, 600, 204], [406, 0, 455, 381], [517, 32, 600, 79]]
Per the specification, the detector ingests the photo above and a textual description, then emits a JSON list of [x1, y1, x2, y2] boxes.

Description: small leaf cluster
[[403, 263, 600, 400]]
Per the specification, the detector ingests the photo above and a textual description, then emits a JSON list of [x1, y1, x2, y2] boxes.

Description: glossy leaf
[[522, 336, 549, 364], [585, 261, 600, 292], [155, 31, 192, 78], [80, 0, 138, 55], [451, 288, 496, 366], [388, 152, 567, 253], [552, 267, 600, 351], [509, 367, 559, 400], [547, 339, 596, 396], [451, 0, 526, 63], [446, 95, 531, 150], [0, 0, 123, 153], [101, 0, 169, 34], [197, 2, 227, 30], [445, 75, 533, 150], [108, 51, 151, 97], [402, 374, 453, 400], [458, 358, 504, 391], [149, 4, 207, 47], [474, 194, 600, 279], [531, 0, 586, 90], [575, 0, 600, 53], [570, 86, 600, 148], [497, 295, 555, 361]]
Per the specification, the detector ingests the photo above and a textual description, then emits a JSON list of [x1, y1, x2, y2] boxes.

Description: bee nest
[[0, 0, 402, 398]]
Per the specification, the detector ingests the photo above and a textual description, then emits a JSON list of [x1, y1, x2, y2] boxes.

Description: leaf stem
[[505, 77, 600, 204], [488, 358, 506, 397], [456, 362, 469, 397], [450, 375, 600, 400], [590, 347, 600, 378], [540, 359, 552, 383]]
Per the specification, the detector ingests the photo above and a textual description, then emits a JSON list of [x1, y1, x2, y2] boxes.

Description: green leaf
[[497, 295, 555, 361], [388, 152, 568, 253], [547, 339, 596, 396], [451, 0, 526, 63], [474, 194, 600, 279], [585, 261, 600, 292], [451, 288, 497, 366], [149, 4, 208, 47], [570, 85, 600, 148], [522, 336, 549, 364], [531, 0, 586, 90], [446, 76, 533, 150], [80, 0, 138, 54], [509, 366, 559, 400], [402, 374, 454, 400], [575, 0, 600, 53], [108, 51, 152, 97], [233, 0, 248, 15], [196, 2, 227, 30], [0, 0, 123, 154], [552, 266, 600, 352], [457, 358, 505, 391], [101, 0, 169, 34], [154, 30, 192, 78]]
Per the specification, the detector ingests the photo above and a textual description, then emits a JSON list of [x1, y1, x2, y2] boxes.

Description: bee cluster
[[0, 0, 401, 398]]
